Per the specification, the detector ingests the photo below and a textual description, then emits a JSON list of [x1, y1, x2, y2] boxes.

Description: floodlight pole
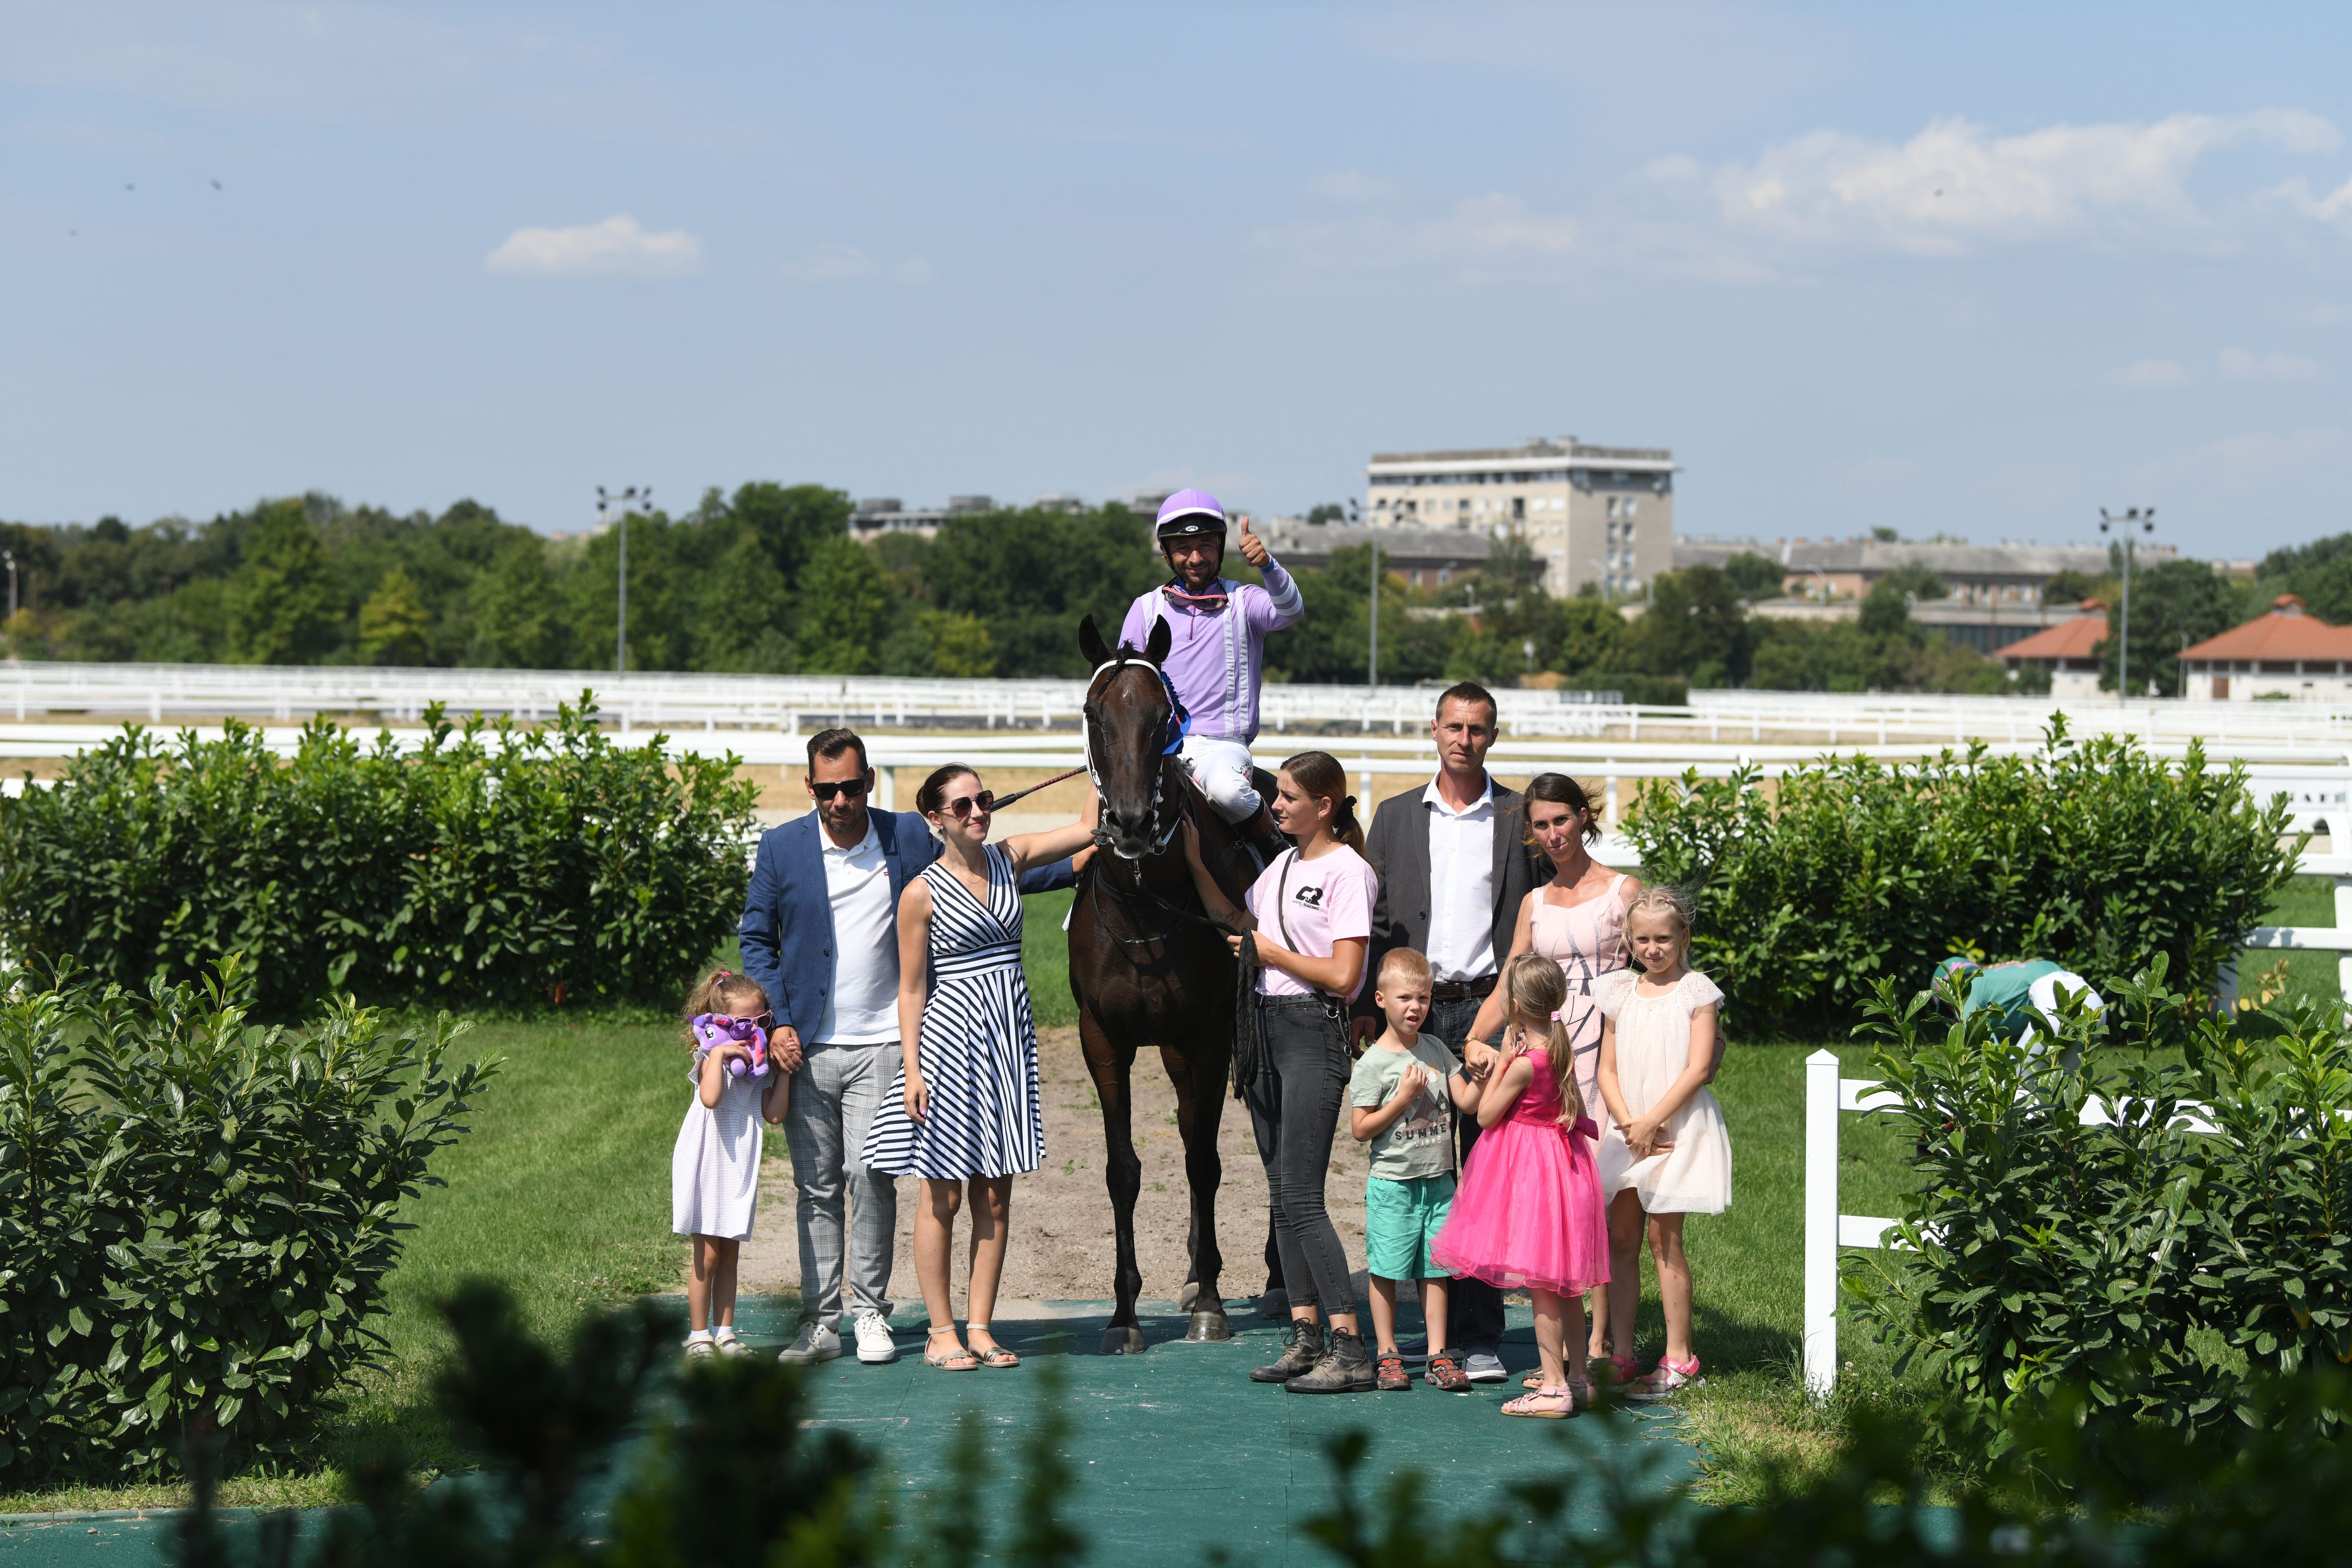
[[1367, 537, 1381, 689], [2098, 507, 2155, 704], [599, 485, 650, 675], [2, 549, 15, 622]]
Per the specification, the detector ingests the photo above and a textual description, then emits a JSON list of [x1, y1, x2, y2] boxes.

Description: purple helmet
[[1154, 488, 1226, 541]]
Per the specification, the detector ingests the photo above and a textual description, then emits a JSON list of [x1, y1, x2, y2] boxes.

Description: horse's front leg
[[1080, 1010, 1146, 1354], [1161, 1026, 1232, 1342]]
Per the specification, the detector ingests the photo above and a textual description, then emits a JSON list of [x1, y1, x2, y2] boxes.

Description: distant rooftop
[[1369, 436, 1673, 471]]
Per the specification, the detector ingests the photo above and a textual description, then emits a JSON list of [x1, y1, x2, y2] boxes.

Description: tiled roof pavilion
[[2179, 594, 2352, 664]]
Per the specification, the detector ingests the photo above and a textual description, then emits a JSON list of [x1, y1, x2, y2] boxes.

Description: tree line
[[0, 486, 2320, 693]]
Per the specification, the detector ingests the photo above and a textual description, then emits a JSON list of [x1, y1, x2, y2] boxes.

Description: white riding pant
[[1179, 734, 1261, 824]]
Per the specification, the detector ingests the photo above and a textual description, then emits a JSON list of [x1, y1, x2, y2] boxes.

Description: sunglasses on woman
[[810, 777, 871, 802], [943, 791, 995, 818]]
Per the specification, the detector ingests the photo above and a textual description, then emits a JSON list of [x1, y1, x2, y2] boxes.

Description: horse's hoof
[[1101, 1325, 1146, 1355], [1256, 1288, 1289, 1320], [1177, 1279, 1201, 1312], [1184, 1309, 1233, 1343]]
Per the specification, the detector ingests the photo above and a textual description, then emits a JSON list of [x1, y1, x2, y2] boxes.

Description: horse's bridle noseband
[[1081, 653, 1187, 861]]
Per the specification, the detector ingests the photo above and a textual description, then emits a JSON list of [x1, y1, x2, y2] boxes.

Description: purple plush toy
[[690, 1012, 770, 1079]]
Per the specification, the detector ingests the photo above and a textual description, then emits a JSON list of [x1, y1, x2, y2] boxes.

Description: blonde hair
[[1626, 885, 1696, 954], [1498, 952, 1583, 1124], [683, 967, 768, 1047], [1378, 948, 1432, 990]]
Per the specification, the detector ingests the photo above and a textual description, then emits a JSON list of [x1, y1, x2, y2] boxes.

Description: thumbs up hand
[[1237, 516, 1271, 569]]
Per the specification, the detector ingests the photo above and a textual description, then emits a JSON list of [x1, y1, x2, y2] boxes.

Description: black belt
[[1428, 975, 1498, 1003]]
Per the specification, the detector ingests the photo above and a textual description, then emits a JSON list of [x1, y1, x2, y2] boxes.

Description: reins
[[1075, 646, 1262, 1097]]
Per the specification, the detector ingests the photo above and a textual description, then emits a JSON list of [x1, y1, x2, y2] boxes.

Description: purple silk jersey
[[1116, 558, 1304, 744]]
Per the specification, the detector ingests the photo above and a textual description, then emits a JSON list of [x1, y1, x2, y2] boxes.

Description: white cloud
[[782, 243, 878, 283], [2110, 358, 2190, 387], [2265, 173, 2352, 225], [485, 214, 700, 277], [778, 246, 933, 285], [2196, 427, 2345, 471], [2219, 347, 2320, 381], [1698, 109, 2341, 255]]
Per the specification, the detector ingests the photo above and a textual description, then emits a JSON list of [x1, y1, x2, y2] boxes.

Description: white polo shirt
[[814, 819, 899, 1044], [1423, 775, 1497, 983]]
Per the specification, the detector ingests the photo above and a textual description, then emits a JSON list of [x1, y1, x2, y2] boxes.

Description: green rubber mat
[[1, 1297, 1700, 1568]]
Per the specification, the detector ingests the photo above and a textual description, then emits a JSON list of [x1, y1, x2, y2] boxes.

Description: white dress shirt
[[1422, 774, 1497, 983], [814, 819, 899, 1044]]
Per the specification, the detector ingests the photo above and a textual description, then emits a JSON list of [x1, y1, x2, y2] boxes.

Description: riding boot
[[1284, 1329, 1377, 1394], [1250, 1318, 1325, 1384], [1240, 803, 1288, 868]]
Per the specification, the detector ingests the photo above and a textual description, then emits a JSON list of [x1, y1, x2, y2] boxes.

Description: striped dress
[[860, 844, 1045, 1180]]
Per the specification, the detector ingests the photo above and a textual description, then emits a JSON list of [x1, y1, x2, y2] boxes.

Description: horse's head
[[1079, 613, 1180, 860]]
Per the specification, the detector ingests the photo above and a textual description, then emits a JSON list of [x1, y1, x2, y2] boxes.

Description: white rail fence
[[11, 660, 2352, 754], [1802, 849, 2352, 1396], [1802, 1060, 2228, 1396]]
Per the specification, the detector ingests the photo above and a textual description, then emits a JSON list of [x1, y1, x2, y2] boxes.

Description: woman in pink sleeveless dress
[[1463, 773, 1640, 1378]]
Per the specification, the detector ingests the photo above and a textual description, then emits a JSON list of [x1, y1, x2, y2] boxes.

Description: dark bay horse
[[1069, 613, 1256, 1353]]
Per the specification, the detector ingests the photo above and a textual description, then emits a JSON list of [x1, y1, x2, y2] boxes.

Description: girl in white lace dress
[[1593, 887, 1731, 1401]]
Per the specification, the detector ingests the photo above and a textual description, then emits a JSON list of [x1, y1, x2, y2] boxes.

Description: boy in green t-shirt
[[1350, 947, 1483, 1392]]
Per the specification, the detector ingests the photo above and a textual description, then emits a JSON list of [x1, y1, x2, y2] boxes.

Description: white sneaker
[[1462, 1350, 1508, 1383], [852, 1310, 900, 1365], [714, 1333, 745, 1358], [777, 1321, 842, 1364]]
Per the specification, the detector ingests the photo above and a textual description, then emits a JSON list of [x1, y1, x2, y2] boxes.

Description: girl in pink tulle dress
[[1431, 952, 1611, 1418]]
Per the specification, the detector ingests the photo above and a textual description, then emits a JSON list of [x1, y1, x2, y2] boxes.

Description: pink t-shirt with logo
[[1247, 845, 1379, 1002]]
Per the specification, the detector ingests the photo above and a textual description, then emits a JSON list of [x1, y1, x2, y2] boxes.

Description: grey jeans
[[782, 1040, 899, 1329]]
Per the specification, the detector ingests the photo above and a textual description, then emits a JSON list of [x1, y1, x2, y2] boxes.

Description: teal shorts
[[1364, 1171, 1456, 1281]]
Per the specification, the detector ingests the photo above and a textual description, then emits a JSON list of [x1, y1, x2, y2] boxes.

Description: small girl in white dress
[[1593, 886, 1732, 1402], [671, 968, 791, 1359]]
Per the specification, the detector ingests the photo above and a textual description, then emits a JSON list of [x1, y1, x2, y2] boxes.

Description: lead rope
[[1232, 928, 1260, 1101]]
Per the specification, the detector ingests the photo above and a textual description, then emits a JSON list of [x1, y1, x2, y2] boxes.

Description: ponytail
[[1500, 952, 1584, 1125], [1278, 750, 1365, 854]]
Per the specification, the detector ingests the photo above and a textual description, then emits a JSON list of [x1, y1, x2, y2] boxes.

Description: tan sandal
[[1501, 1385, 1578, 1419], [924, 1326, 978, 1370], [966, 1325, 1020, 1368]]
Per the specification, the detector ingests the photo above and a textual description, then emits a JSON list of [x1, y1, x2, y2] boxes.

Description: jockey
[[1117, 488, 1304, 851]]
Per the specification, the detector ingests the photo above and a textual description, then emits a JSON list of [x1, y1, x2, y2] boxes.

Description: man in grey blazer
[[1360, 681, 1547, 1382]]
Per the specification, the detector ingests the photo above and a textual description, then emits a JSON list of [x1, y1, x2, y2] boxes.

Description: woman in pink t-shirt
[[1180, 749, 1381, 1395]]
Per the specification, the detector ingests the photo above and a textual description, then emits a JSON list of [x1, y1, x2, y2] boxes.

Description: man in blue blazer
[[740, 726, 1077, 1367]]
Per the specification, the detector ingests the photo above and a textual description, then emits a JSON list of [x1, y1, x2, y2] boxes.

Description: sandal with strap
[[1501, 1385, 1579, 1419], [924, 1326, 979, 1371], [966, 1325, 1020, 1369], [1594, 1353, 1639, 1387], [1426, 1353, 1471, 1393], [1375, 1353, 1411, 1391]]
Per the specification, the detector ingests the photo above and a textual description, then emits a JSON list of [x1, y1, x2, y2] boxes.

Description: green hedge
[[0, 961, 492, 1485], [1847, 962, 2351, 1464], [0, 700, 760, 1016], [1622, 724, 2298, 1031]]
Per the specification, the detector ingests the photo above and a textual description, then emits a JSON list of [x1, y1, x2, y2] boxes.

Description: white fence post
[[1803, 1048, 1840, 1398]]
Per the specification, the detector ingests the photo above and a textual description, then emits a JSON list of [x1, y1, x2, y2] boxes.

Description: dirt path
[[736, 1026, 1371, 1308]]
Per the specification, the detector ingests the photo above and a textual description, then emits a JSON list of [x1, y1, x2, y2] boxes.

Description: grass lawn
[[7, 881, 2326, 1513]]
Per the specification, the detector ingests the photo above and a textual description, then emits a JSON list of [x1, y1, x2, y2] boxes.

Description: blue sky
[[7, 2, 2352, 559]]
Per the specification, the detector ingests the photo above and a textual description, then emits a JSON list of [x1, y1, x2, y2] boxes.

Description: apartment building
[[1365, 436, 1674, 599]]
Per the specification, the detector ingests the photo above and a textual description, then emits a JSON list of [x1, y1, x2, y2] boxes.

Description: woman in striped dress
[[861, 763, 1098, 1371]]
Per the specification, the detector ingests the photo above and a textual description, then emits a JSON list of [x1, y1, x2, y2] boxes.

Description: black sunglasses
[[811, 777, 871, 802], [943, 791, 995, 819]]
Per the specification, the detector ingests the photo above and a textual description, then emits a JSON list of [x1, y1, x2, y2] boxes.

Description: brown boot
[[1285, 1328, 1377, 1394], [1251, 1319, 1324, 1383]]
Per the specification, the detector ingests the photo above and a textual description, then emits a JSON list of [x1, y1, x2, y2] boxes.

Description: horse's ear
[[1144, 615, 1173, 666], [1079, 614, 1112, 668]]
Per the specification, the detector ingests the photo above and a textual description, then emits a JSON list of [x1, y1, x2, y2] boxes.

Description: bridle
[[1081, 652, 1189, 861]]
